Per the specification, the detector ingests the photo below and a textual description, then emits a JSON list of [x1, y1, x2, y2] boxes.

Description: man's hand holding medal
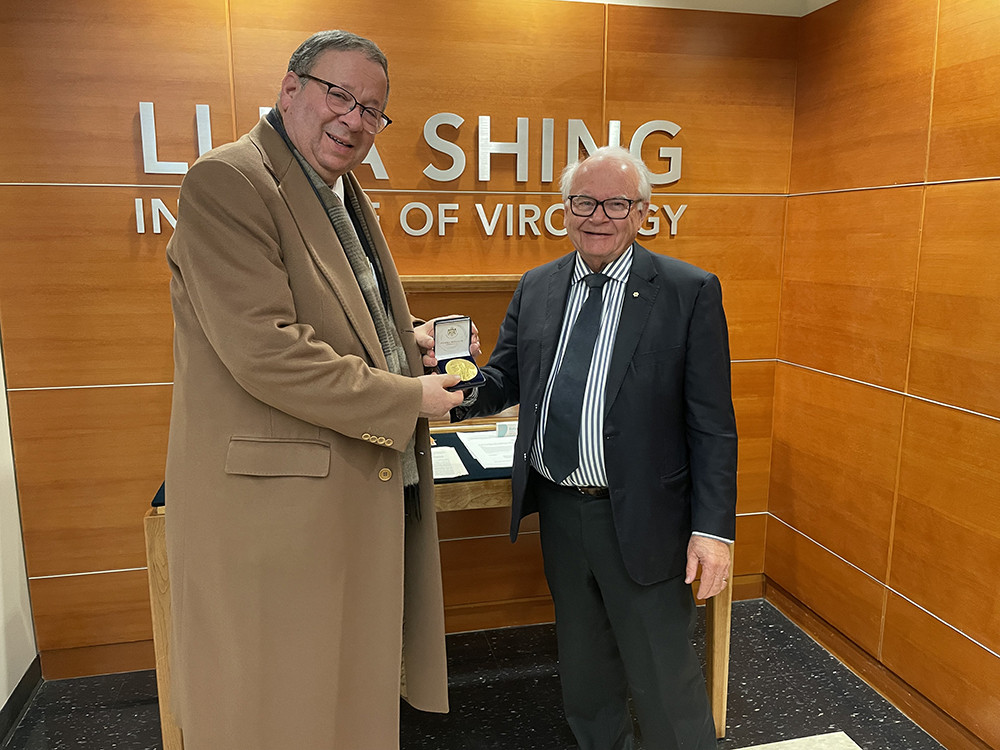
[[414, 316, 485, 391]]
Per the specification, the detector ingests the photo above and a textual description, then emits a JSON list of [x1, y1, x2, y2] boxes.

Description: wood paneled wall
[[770, 0, 1000, 747], [0, 1, 788, 677], [5, 0, 997, 743]]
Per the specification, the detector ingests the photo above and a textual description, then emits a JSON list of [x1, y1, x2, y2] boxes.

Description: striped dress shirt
[[530, 246, 632, 487]]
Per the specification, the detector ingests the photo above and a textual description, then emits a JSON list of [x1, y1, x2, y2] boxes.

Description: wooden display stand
[[705, 558, 733, 737], [144, 488, 732, 748], [143, 507, 184, 750]]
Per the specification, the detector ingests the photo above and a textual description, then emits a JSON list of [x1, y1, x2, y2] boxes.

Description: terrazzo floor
[[1, 600, 945, 750]]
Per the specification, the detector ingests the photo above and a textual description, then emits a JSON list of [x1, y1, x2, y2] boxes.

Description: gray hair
[[287, 30, 390, 102], [560, 146, 653, 204]]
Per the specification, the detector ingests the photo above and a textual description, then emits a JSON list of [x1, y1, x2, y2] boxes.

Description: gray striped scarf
[[269, 111, 421, 497]]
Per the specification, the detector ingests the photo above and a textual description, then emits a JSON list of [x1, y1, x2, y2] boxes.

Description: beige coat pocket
[[224, 436, 331, 477]]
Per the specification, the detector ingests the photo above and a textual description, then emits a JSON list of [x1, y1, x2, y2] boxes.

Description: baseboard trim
[[444, 595, 555, 634], [40, 640, 155, 680], [696, 573, 764, 605], [0, 655, 41, 746], [445, 573, 765, 634], [765, 580, 992, 750]]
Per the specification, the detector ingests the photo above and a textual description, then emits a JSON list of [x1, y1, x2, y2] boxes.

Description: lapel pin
[[632, 291, 639, 298]]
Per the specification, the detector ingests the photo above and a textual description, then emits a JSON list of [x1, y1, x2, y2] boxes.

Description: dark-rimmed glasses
[[567, 195, 639, 220], [296, 72, 392, 135]]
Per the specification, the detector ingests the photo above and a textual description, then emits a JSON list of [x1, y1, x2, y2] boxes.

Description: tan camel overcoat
[[164, 118, 448, 750]]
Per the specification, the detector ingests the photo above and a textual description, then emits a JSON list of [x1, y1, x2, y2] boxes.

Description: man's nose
[[339, 105, 365, 131], [590, 205, 613, 223]]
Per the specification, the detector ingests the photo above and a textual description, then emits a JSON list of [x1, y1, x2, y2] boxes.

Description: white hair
[[559, 146, 653, 204]]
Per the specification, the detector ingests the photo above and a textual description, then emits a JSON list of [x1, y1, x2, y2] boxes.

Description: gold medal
[[445, 358, 479, 381]]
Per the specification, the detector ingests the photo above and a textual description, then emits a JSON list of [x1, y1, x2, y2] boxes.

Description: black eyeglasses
[[567, 195, 639, 220], [296, 72, 392, 134]]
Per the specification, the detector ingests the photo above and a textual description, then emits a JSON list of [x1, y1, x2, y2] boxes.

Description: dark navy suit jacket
[[457, 243, 738, 585]]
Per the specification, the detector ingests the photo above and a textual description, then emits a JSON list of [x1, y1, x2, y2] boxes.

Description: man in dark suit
[[455, 146, 737, 750]]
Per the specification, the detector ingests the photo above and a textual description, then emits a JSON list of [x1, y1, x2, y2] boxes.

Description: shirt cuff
[[692, 531, 734, 544]]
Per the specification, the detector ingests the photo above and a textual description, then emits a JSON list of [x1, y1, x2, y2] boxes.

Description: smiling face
[[564, 158, 649, 273], [279, 49, 388, 185]]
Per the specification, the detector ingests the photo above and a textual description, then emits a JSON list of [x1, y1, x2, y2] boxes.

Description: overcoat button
[[362, 433, 371, 440], [370, 435, 379, 443], [377, 437, 386, 445], [379, 468, 392, 481], [386, 438, 394, 447]]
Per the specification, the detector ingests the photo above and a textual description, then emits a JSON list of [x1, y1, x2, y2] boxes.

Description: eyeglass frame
[[566, 195, 642, 220], [295, 72, 393, 134]]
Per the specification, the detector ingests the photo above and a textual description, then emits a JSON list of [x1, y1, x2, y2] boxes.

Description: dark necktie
[[542, 273, 609, 484]]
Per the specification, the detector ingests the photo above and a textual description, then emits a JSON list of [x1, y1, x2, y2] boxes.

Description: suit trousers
[[533, 472, 717, 750]]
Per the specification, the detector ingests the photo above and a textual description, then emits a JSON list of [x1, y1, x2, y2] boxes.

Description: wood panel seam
[[880, 183, 932, 658], [879, 396, 910, 660], [775, 360, 1000, 423], [902, 186, 929, 398], [787, 175, 1000, 197], [784, 42, 797, 196], [773, 200, 789, 360], [601, 3, 608, 135], [440, 531, 538, 543], [32, 512, 770, 578], [0, 183, 183, 189], [8, 383, 173, 392], [445, 595, 551, 611], [7, 361, 779, 392], [767, 200, 787, 588], [922, 0, 942, 184], [224, 0, 238, 143], [29, 566, 148, 581], [7, 177, 1000, 195]]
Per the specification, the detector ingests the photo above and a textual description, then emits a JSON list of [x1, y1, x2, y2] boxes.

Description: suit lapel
[[253, 122, 387, 369], [605, 244, 658, 414], [539, 254, 576, 388]]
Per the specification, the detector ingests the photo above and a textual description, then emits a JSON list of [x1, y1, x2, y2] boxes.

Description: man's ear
[[278, 71, 301, 111]]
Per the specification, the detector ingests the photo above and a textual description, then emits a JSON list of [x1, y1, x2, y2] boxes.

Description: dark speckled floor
[[2, 601, 944, 750], [3, 670, 161, 750]]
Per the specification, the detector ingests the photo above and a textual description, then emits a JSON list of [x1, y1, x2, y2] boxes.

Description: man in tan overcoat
[[164, 30, 469, 750]]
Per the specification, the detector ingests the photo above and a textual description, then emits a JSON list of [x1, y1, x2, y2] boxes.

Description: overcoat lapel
[[539, 254, 576, 389], [605, 244, 658, 414], [251, 122, 387, 370]]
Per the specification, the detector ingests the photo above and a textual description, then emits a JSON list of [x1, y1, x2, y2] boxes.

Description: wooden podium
[[144, 485, 732, 750]]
